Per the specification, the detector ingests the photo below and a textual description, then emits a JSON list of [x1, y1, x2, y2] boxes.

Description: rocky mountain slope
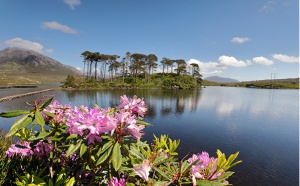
[[0, 47, 80, 84], [0, 47, 79, 74]]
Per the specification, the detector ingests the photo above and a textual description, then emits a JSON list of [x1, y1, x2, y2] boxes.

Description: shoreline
[[0, 88, 57, 102]]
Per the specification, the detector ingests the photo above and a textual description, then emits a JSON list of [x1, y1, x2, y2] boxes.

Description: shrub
[[0, 96, 241, 185]]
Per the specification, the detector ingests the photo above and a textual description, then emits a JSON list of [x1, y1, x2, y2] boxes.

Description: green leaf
[[217, 149, 227, 171], [15, 128, 31, 140], [125, 183, 135, 186], [154, 181, 169, 186], [96, 140, 113, 156], [93, 103, 100, 108], [216, 171, 235, 180], [55, 172, 64, 186], [129, 146, 144, 160], [196, 180, 223, 186], [6, 114, 34, 137], [50, 137, 63, 141], [66, 134, 78, 141], [96, 145, 113, 166], [136, 120, 152, 126], [65, 177, 75, 186], [136, 141, 149, 148], [66, 139, 82, 157], [227, 151, 238, 163], [0, 110, 30, 118], [152, 166, 171, 180], [80, 107, 87, 113], [153, 154, 167, 165], [43, 111, 55, 118], [80, 143, 87, 157], [28, 131, 51, 140], [112, 142, 122, 171], [35, 110, 45, 127], [48, 179, 53, 186], [230, 160, 243, 168], [39, 97, 53, 110]]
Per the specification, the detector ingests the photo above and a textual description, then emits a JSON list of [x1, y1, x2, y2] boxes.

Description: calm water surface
[[0, 86, 298, 185]]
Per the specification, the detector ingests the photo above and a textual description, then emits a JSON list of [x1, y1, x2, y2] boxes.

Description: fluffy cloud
[[218, 55, 249, 67], [253, 56, 274, 66], [231, 37, 250, 44], [41, 21, 78, 34], [272, 54, 299, 63], [4, 38, 53, 54], [63, 0, 81, 10], [187, 59, 224, 75]]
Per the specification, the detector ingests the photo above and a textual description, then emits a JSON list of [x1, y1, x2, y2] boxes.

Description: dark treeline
[[80, 51, 202, 83]]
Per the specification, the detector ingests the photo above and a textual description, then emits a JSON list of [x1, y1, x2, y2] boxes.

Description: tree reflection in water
[[65, 89, 203, 118]]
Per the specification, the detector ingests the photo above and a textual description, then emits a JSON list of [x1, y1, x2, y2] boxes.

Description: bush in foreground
[[0, 95, 241, 185]]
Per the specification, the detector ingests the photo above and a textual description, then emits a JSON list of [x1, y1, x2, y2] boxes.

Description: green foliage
[[0, 129, 14, 185], [62, 72, 204, 90], [216, 150, 242, 172], [63, 75, 76, 88], [202, 79, 299, 89], [162, 77, 174, 87]]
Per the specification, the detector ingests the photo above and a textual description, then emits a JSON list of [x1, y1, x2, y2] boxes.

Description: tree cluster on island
[[63, 51, 203, 89]]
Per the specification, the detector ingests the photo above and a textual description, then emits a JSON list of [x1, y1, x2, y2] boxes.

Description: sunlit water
[[0, 86, 298, 185]]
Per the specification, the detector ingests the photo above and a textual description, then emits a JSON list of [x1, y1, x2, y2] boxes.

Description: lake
[[0, 86, 298, 185]]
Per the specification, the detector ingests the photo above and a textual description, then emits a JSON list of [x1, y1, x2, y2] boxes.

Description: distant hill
[[0, 47, 80, 84], [204, 76, 239, 83]]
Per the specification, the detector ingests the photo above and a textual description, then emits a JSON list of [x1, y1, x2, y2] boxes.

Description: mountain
[[0, 47, 80, 83], [204, 76, 239, 83]]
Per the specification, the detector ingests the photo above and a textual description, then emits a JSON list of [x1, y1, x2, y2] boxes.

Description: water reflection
[[64, 89, 203, 118]]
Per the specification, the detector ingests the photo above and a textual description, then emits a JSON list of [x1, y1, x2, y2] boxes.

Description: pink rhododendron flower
[[108, 176, 126, 186], [118, 95, 147, 117], [126, 124, 145, 139], [34, 140, 53, 158], [133, 159, 151, 182], [42, 100, 71, 123], [66, 105, 118, 144], [188, 151, 224, 185], [6, 141, 33, 158]]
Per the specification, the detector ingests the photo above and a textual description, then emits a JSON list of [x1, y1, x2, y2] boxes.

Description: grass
[[202, 78, 299, 89], [0, 72, 78, 86]]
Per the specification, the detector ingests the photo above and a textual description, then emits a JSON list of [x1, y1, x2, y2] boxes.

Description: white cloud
[[272, 54, 299, 63], [64, 0, 81, 10], [76, 67, 83, 72], [218, 55, 249, 67], [253, 56, 274, 66], [259, 1, 276, 13], [4, 38, 53, 54], [231, 37, 250, 44], [187, 59, 224, 75], [41, 21, 78, 34], [202, 70, 223, 75]]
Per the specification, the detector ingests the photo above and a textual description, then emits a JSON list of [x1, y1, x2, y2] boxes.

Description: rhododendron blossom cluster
[[42, 95, 147, 144], [2, 95, 241, 185], [5, 141, 33, 158], [188, 151, 225, 185]]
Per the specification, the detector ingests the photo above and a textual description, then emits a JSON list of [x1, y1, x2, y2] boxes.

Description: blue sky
[[0, 0, 298, 81]]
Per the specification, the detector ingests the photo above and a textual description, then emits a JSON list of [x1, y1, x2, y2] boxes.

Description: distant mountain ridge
[[204, 76, 239, 83], [0, 47, 80, 75]]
